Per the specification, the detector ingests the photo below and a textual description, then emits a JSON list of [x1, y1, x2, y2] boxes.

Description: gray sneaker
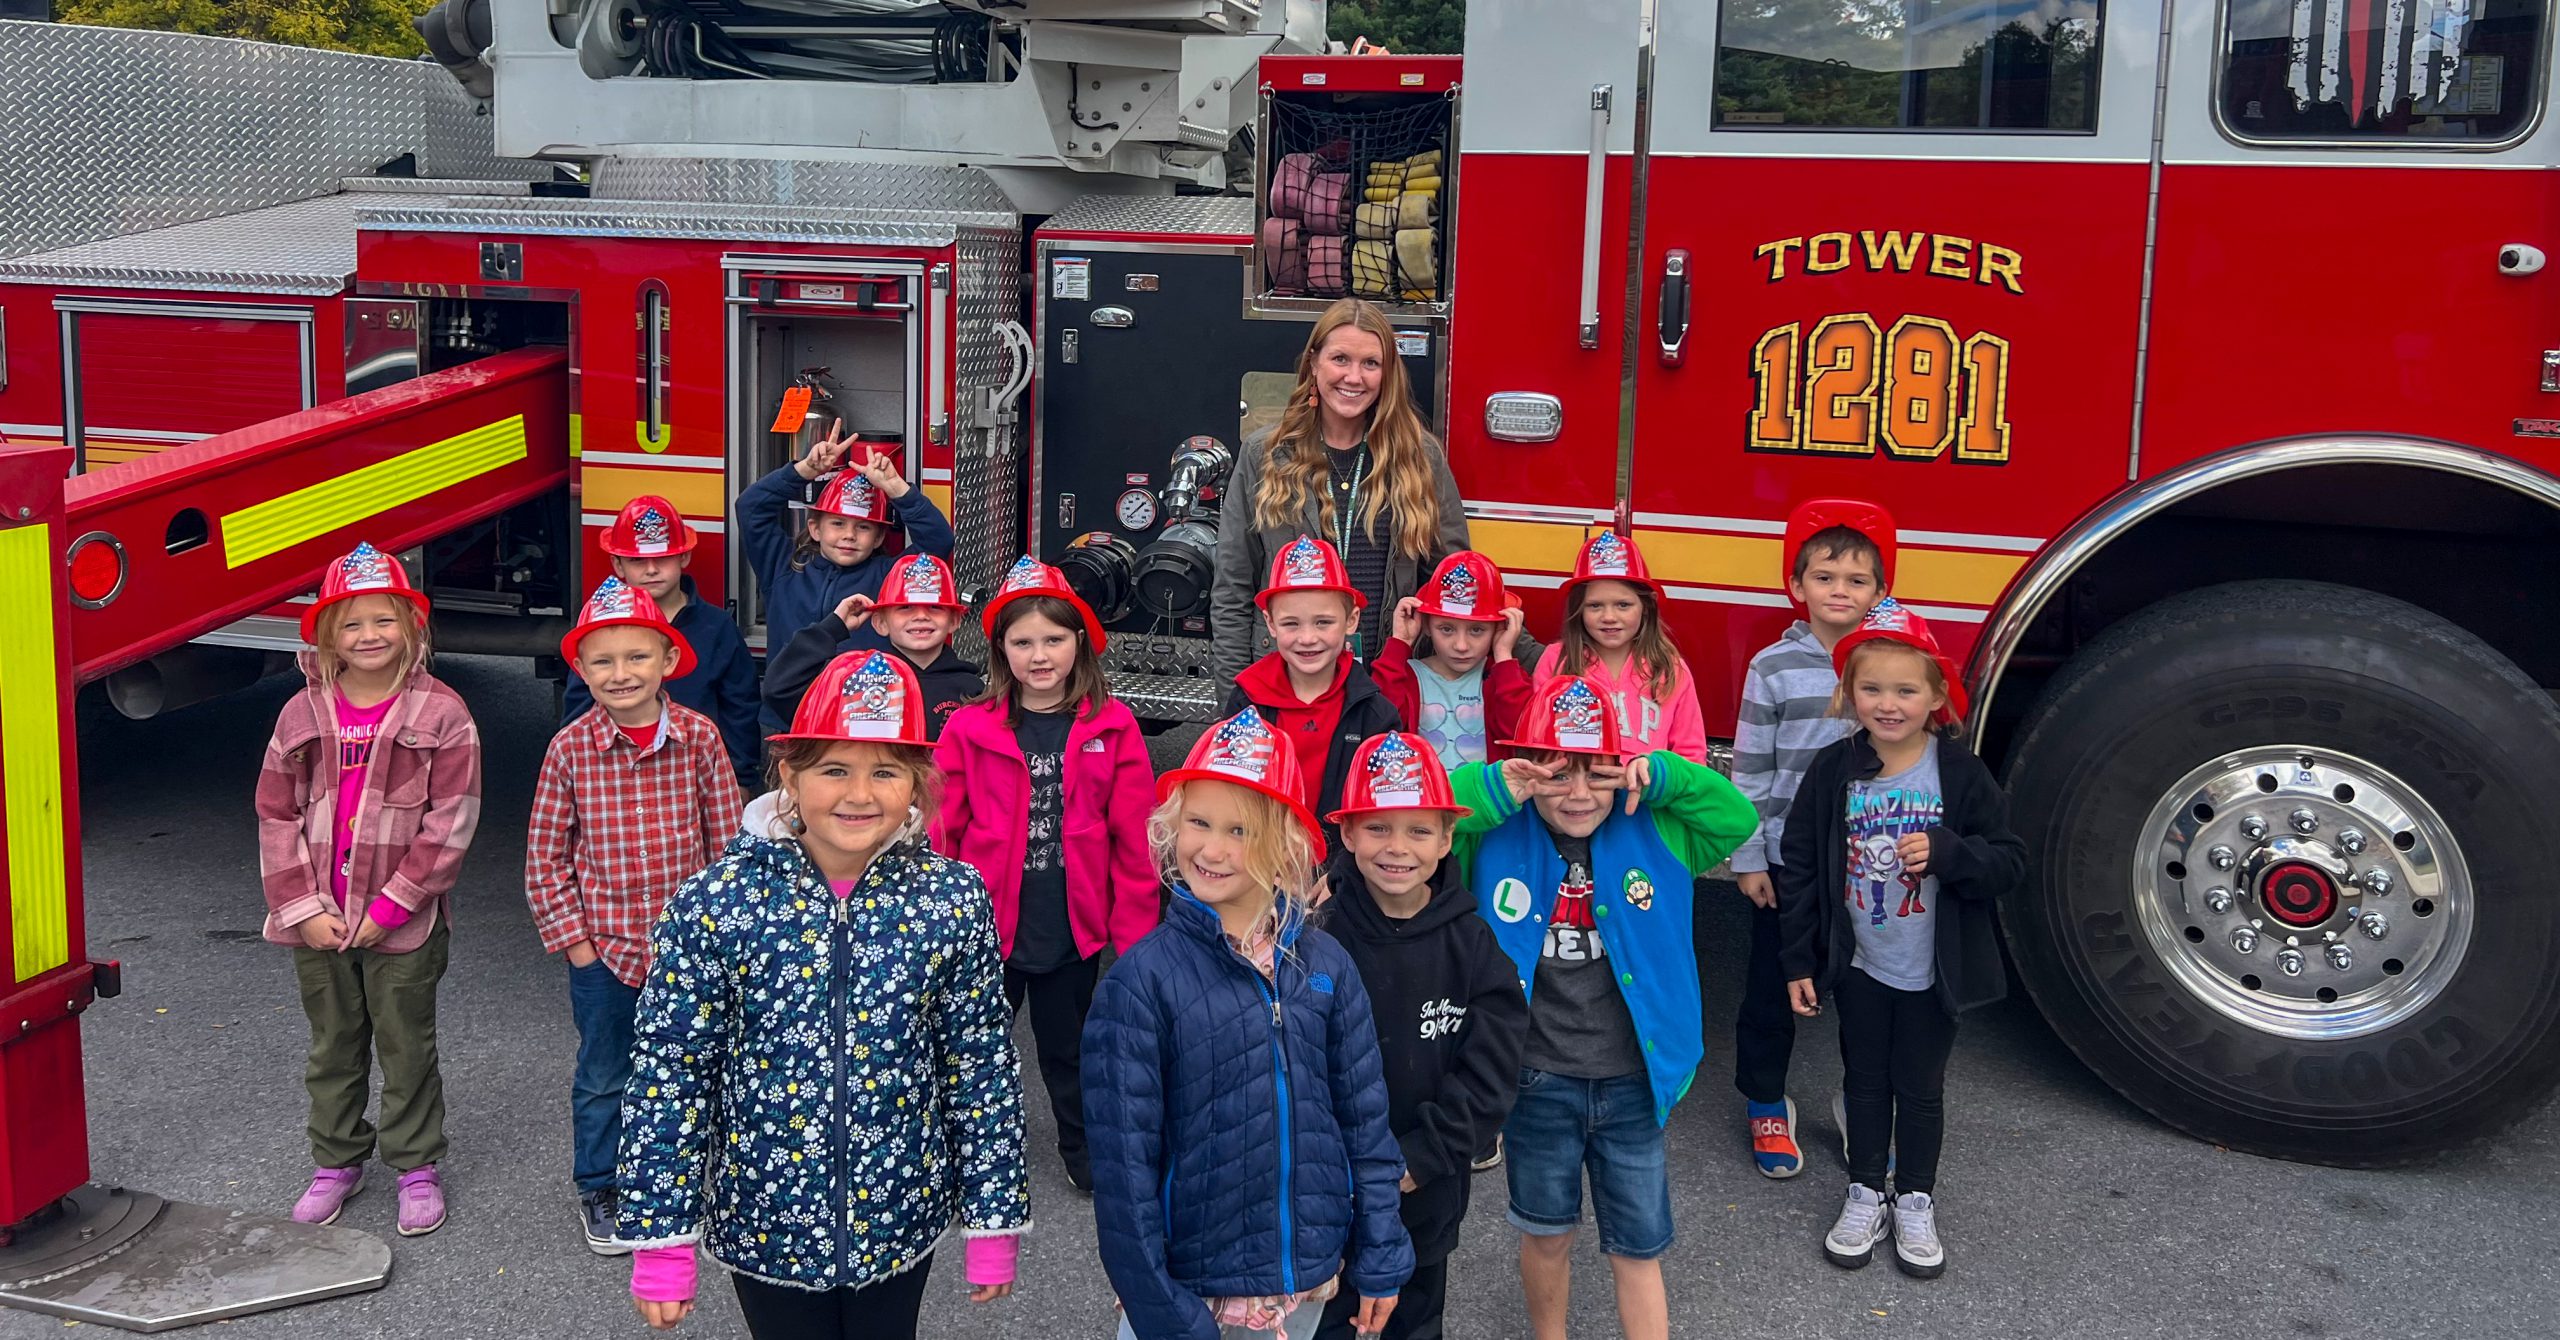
[[1891, 1191, 1945, 1278], [1823, 1183, 1891, 1269]]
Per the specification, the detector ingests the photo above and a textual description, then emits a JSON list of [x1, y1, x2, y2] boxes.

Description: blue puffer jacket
[[1084, 888, 1413, 1340], [616, 828, 1029, 1290]]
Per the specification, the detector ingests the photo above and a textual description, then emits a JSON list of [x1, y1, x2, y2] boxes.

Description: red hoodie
[[1232, 653, 1353, 814]]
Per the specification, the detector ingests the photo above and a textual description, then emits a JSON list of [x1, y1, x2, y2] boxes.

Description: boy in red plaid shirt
[[526, 577, 742, 1255]]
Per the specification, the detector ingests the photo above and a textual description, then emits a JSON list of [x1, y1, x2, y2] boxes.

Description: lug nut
[[2339, 828, 2367, 854], [2326, 943, 2354, 971], [2290, 808, 2319, 834], [2359, 911, 2389, 940], [2205, 886, 2234, 915], [2209, 845, 2237, 871], [2240, 815, 2269, 841], [2277, 946, 2307, 976], [2361, 868, 2394, 896], [2231, 926, 2260, 954]]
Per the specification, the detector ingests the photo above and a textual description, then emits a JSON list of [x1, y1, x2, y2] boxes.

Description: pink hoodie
[[933, 695, 1161, 960], [1532, 642, 1710, 764]]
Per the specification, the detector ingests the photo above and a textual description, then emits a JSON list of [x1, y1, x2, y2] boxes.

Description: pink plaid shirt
[[525, 699, 743, 985]]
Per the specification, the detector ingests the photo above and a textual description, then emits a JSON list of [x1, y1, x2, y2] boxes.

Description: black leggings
[[1006, 955, 1100, 1177], [732, 1253, 934, 1340], [1836, 966, 1958, 1196]]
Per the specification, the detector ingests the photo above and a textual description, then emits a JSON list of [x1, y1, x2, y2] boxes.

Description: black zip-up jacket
[[1318, 847, 1527, 1264], [762, 612, 983, 742], [1222, 662, 1403, 853], [1774, 730, 2026, 1018]]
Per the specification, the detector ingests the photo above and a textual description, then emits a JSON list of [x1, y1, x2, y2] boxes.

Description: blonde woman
[[1212, 299, 1468, 678]]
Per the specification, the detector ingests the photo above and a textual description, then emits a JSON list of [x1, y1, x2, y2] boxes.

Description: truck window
[[2219, 0, 2542, 143], [1715, 0, 2103, 130]]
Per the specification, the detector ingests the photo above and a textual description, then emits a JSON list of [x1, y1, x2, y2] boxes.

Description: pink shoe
[[396, 1164, 446, 1237], [291, 1166, 365, 1225]]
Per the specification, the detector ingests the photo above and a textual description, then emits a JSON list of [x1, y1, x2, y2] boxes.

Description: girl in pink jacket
[[933, 557, 1160, 1192], [255, 544, 481, 1238], [1532, 531, 1710, 763]]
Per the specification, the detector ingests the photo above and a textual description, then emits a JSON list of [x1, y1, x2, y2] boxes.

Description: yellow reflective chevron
[[222, 417, 529, 569], [0, 524, 68, 982]]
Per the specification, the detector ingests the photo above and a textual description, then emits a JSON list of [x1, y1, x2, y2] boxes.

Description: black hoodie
[[1319, 845, 1528, 1264], [761, 613, 983, 741]]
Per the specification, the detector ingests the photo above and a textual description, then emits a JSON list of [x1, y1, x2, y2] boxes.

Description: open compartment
[[1252, 55, 1462, 316]]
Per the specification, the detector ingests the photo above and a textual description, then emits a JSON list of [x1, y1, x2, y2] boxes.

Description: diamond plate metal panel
[[353, 198, 975, 248], [1104, 669, 1225, 722], [949, 221, 1025, 668], [1039, 194, 1255, 238], [591, 158, 1015, 223], [0, 195, 362, 296], [0, 21, 546, 260]]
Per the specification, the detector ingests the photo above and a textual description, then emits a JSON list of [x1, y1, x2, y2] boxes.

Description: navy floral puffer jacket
[[617, 829, 1029, 1290], [1083, 887, 1413, 1340]]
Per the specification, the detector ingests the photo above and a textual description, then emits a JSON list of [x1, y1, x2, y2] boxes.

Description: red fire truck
[[0, 0, 2550, 1241]]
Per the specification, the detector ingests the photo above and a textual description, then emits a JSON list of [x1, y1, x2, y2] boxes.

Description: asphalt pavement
[[17, 653, 2557, 1339]]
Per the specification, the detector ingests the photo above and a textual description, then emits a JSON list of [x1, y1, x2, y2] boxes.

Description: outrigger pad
[[0, 1185, 390, 1332]]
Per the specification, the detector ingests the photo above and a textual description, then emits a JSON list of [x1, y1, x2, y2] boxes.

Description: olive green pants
[[293, 923, 449, 1172]]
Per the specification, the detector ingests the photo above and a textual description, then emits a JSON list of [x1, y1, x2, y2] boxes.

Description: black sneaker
[[580, 1188, 632, 1256], [1471, 1134, 1505, 1173], [1063, 1152, 1093, 1195]]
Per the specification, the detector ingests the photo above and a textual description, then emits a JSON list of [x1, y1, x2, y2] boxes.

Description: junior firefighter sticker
[[1492, 877, 1533, 923]]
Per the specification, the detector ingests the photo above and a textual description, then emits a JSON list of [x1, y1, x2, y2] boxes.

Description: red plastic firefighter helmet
[[771, 649, 933, 747], [873, 553, 968, 612], [301, 542, 431, 643], [812, 468, 894, 524], [1256, 533, 1366, 611], [1565, 530, 1663, 603], [1831, 598, 1968, 724], [600, 494, 698, 559], [1158, 707, 1326, 857], [1782, 498, 1898, 591], [561, 576, 697, 679], [1499, 674, 1624, 760], [1414, 551, 1508, 623], [1327, 731, 1471, 822], [981, 554, 1108, 654]]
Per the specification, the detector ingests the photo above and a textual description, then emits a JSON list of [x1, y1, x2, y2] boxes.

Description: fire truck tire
[[2001, 580, 2560, 1164]]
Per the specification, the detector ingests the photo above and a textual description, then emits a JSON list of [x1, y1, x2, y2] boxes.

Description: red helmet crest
[[1499, 675, 1624, 759], [562, 576, 698, 678], [1328, 731, 1471, 821], [1157, 707, 1326, 856]]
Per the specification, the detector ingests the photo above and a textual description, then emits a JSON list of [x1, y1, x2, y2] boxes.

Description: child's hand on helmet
[[854, 444, 911, 499]]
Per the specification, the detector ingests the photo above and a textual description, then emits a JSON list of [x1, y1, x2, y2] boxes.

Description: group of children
[[251, 426, 2024, 1338]]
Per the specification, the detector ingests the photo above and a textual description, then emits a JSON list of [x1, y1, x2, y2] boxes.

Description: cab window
[[2219, 0, 2543, 143], [1716, 0, 2104, 130]]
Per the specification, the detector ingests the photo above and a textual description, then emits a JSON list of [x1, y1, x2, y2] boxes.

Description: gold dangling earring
[[784, 797, 807, 836]]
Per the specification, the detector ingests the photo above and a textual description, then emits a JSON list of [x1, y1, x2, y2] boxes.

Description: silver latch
[[2543, 349, 2560, 392], [1092, 306, 1135, 329], [1062, 330, 1080, 365], [1058, 493, 1076, 530]]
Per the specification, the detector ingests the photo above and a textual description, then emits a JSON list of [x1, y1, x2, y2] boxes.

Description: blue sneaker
[[1748, 1098, 1803, 1179]]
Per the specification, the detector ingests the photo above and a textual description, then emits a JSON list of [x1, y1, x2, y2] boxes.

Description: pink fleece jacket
[[1532, 643, 1710, 764], [933, 696, 1162, 960]]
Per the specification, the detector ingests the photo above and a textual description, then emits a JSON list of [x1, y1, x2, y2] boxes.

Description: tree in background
[[1328, 0, 1463, 52], [61, 0, 433, 57]]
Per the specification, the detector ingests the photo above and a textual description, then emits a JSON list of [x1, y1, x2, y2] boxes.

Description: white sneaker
[[1891, 1191, 1945, 1278], [1822, 1183, 1891, 1269]]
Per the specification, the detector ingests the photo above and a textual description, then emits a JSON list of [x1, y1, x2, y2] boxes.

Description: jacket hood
[[1235, 651, 1353, 709], [1321, 845, 1476, 941], [1165, 882, 1308, 952]]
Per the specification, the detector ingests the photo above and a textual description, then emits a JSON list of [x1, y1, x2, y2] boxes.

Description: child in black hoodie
[[760, 552, 983, 742], [1315, 731, 1528, 1340]]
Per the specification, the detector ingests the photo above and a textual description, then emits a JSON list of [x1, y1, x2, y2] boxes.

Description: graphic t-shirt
[[1844, 738, 1945, 992], [1520, 829, 1646, 1080], [329, 691, 395, 905], [1413, 660, 1487, 771], [1010, 705, 1078, 972]]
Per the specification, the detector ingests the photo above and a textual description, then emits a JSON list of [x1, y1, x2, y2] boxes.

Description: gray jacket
[[1211, 426, 1471, 681]]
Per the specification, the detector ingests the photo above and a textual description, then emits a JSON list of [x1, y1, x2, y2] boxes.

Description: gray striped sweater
[[1728, 621, 1852, 874]]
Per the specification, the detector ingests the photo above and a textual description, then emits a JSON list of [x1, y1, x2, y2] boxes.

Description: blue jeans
[[569, 958, 642, 1193], [1502, 1068, 1674, 1260]]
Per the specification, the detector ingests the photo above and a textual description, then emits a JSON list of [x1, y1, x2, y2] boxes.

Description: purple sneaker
[[291, 1166, 365, 1225], [396, 1164, 446, 1237]]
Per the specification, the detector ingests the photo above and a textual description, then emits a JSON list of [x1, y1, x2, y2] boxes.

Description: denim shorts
[[1502, 1067, 1674, 1260]]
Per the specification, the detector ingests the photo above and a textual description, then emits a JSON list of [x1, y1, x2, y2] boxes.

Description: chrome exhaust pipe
[[102, 645, 286, 721]]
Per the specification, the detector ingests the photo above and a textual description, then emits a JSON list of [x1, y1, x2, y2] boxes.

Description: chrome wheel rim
[[2134, 746, 2469, 1040]]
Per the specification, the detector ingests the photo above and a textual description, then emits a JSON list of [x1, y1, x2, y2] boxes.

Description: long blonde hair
[[1253, 299, 1442, 562], [1148, 779, 1318, 938]]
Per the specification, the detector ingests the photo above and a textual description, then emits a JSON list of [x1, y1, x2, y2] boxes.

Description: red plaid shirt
[[525, 699, 743, 986]]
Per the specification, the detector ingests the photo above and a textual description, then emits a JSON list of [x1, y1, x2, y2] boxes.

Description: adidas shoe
[[1747, 1098, 1802, 1179]]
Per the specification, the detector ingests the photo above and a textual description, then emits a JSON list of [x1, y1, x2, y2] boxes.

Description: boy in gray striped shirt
[[1729, 499, 1895, 1178]]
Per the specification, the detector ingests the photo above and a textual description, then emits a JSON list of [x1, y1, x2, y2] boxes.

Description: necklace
[[1330, 442, 1368, 658]]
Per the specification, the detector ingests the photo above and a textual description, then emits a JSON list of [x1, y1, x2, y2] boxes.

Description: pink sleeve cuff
[[965, 1233, 1019, 1287], [630, 1246, 697, 1303], [365, 894, 414, 930]]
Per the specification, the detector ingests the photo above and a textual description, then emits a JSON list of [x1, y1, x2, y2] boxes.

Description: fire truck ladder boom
[[59, 347, 572, 685]]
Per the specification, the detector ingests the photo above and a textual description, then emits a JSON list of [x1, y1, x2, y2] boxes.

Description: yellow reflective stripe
[[1466, 517, 1599, 574], [923, 484, 952, 518], [221, 417, 529, 568], [569, 412, 584, 459], [1466, 516, 2027, 608], [0, 524, 68, 982], [581, 465, 727, 518]]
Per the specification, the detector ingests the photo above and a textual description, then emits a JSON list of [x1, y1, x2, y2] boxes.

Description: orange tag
[[770, 385, 814, 433]]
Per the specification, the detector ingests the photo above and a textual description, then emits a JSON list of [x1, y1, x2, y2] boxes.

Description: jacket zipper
[[829, 886, 854, 1283], [1251, 959, 1295, 1293]]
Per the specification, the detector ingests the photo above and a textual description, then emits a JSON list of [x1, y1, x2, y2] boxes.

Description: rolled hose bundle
[[1395, 189, 1437, 231], [1354, 201, 1399, 241], [1395, 227, 1438, 295], [1306, 234, 1350, 295], [1263, 217, 1306, 291], [1303, 171, 1353, 236], [1350, 238, 1397, 299], [1270, 152, 1319, 220]]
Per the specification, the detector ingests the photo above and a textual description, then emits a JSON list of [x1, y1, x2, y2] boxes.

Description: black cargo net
[[1261, 95, 1453, 303]]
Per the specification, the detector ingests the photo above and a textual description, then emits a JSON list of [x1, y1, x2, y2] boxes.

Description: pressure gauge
[[1116, 488, 1159, 531]]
